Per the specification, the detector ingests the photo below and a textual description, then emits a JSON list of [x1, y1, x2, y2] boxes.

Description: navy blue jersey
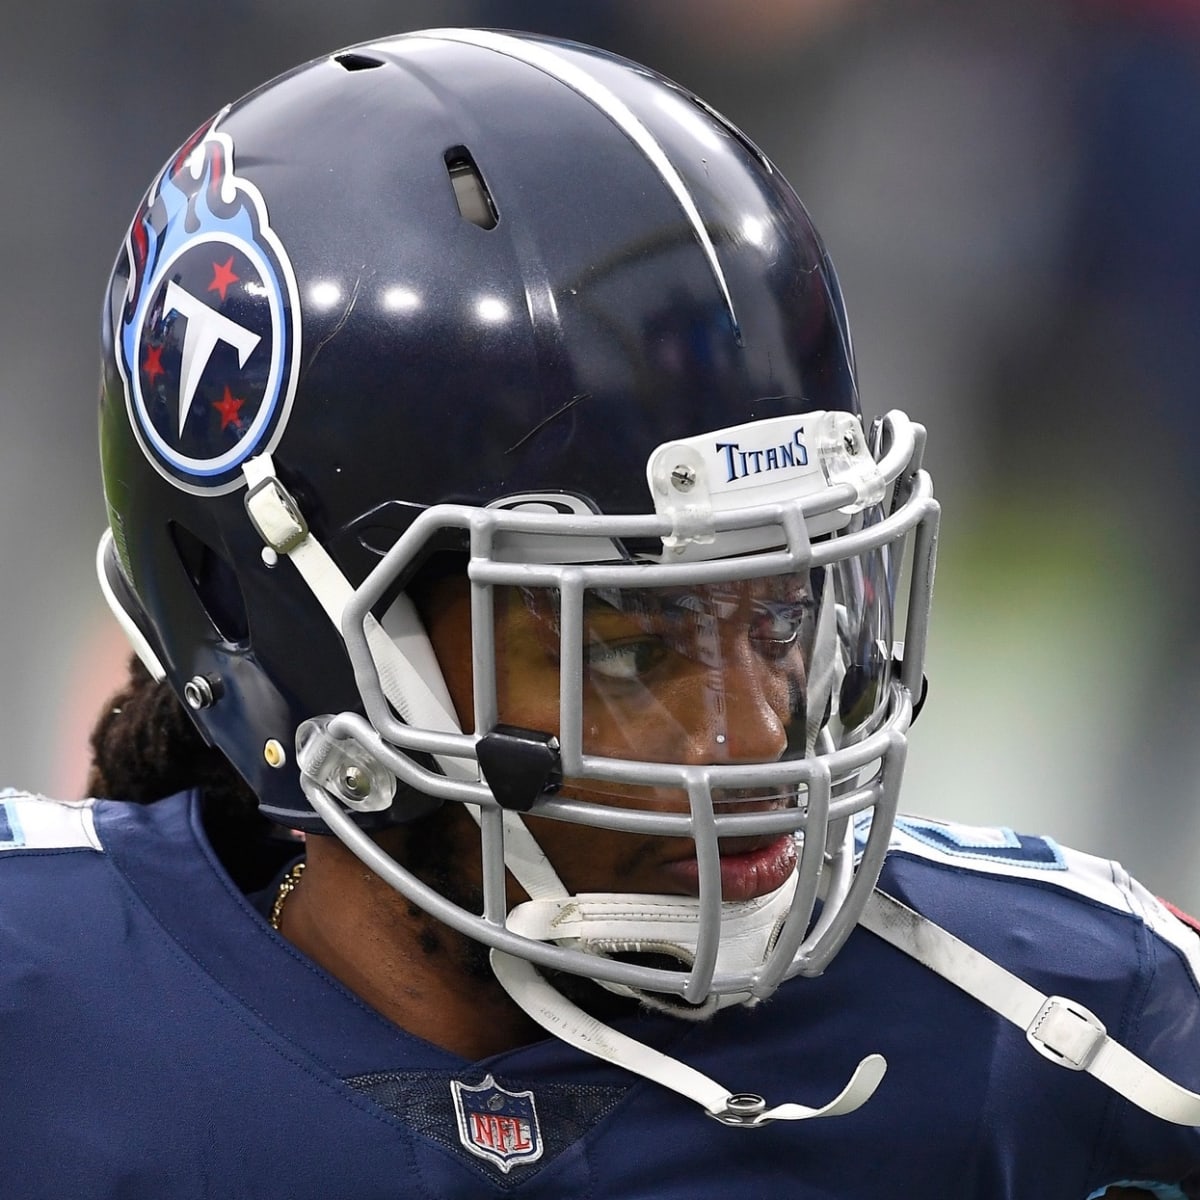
[[1, 788, 1197, 1199]]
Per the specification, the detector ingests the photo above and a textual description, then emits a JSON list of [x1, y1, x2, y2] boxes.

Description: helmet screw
[[670, 464, 697, 491], [263, 739, 287, 769], [342, 765, 370, 798], [183, 675, 221, 710]]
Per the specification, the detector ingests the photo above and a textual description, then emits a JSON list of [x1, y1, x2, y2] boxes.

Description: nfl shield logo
[[451, 1074, 543, 1173]]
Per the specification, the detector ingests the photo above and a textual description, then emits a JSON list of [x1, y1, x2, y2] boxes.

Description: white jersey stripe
[[0, 793, 102, 852]]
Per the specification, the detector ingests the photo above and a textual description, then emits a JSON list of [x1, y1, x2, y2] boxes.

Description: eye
[[586, 638, 666, 682], [749, 600, 814, 659]]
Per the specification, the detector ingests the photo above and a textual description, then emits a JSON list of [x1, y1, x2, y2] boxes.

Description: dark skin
[[281, 573, 808, 1057], [277, 808, 529, 1058]]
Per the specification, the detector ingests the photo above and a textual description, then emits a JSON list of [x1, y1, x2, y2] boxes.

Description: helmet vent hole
[[444, 147, 498, 230], [334, 52, 384, 72], [169, 522, 250, 645]]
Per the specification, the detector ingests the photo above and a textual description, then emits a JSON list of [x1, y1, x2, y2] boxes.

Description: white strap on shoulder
[[860, 887, 1200, 1126]]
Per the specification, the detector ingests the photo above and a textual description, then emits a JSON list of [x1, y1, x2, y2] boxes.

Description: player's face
[[423, 572, 815, 902]]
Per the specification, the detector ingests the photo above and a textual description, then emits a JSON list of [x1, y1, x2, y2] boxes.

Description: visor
[[486, 551, 892, 797]]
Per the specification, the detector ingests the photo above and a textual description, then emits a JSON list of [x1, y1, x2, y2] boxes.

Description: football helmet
[[98, 29, 938, 1121]]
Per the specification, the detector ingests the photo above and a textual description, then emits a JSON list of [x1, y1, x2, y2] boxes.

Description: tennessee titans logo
[[451, 1074, 543, 1174], [114, 111, 300, 494]]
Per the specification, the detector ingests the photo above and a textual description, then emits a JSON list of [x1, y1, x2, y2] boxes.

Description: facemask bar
[[303, 410, 939, 1005]]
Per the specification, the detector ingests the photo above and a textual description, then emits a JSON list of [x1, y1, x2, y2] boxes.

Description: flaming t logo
[[112, 110, 301, 494], [163, 281, 261, 436]]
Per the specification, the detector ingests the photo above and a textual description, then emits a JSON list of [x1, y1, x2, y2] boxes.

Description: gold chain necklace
[[269, 860, 306, 931]]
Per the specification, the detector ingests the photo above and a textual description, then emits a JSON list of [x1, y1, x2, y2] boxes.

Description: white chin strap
[[491, 939, 886, 1127], [505, 880, 801, 1020], [484, 801, 887, 1126], [242, 451, 887, 1127], [489, 825, 890, 1128]]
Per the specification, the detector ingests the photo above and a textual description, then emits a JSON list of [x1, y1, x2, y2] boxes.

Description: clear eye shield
[[500, 573, 818, 780]]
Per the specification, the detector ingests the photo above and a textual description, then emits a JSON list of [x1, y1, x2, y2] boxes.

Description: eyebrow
[[583, 588, 725, 625]]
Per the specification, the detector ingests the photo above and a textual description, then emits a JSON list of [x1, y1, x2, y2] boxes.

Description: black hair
[[87, 655, 296, 890]]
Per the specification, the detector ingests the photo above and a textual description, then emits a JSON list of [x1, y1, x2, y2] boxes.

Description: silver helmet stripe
[[408, 28, 739, 336]]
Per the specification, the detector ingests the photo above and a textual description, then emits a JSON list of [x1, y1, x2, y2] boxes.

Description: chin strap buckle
[[702, 1054, 887, 1128], [1026, 995, 1106, 1071], [706, 1094, 769, 1127]]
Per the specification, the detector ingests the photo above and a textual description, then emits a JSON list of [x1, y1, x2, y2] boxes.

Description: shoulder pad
[[0, 790, 101, 852], [870, 811, 1162, 911], [874, 812, 1200, 987]]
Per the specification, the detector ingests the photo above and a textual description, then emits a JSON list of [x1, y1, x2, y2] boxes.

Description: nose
[[681, 648, 793, 766]]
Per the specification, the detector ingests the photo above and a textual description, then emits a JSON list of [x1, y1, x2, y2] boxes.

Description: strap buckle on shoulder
[[1026, 995, 1106, 1071], [861, 887, 1200, 1126]]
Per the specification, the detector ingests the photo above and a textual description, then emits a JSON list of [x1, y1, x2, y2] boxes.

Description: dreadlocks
[[87, 655, 294, 890]]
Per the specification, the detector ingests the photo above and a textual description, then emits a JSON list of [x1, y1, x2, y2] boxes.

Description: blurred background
[[3, 0, 1198, 908]]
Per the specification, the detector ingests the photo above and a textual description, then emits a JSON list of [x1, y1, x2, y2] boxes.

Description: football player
[[2, 29, 1197, 1198]]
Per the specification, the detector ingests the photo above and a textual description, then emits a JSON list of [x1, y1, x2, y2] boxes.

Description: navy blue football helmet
[[98, 29, 938, 1035]]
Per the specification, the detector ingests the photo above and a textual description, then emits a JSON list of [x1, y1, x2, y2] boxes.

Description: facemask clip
[[297, 715, 397, 813], [477, 725, 563, 812]]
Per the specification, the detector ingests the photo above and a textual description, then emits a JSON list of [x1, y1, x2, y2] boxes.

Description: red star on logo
[[142, 342, 165, 385], [208, 256, 240, 303], [212, 385, 245, 432]]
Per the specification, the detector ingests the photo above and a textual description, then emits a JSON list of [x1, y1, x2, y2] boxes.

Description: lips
[[659, 833, 798, 902]]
